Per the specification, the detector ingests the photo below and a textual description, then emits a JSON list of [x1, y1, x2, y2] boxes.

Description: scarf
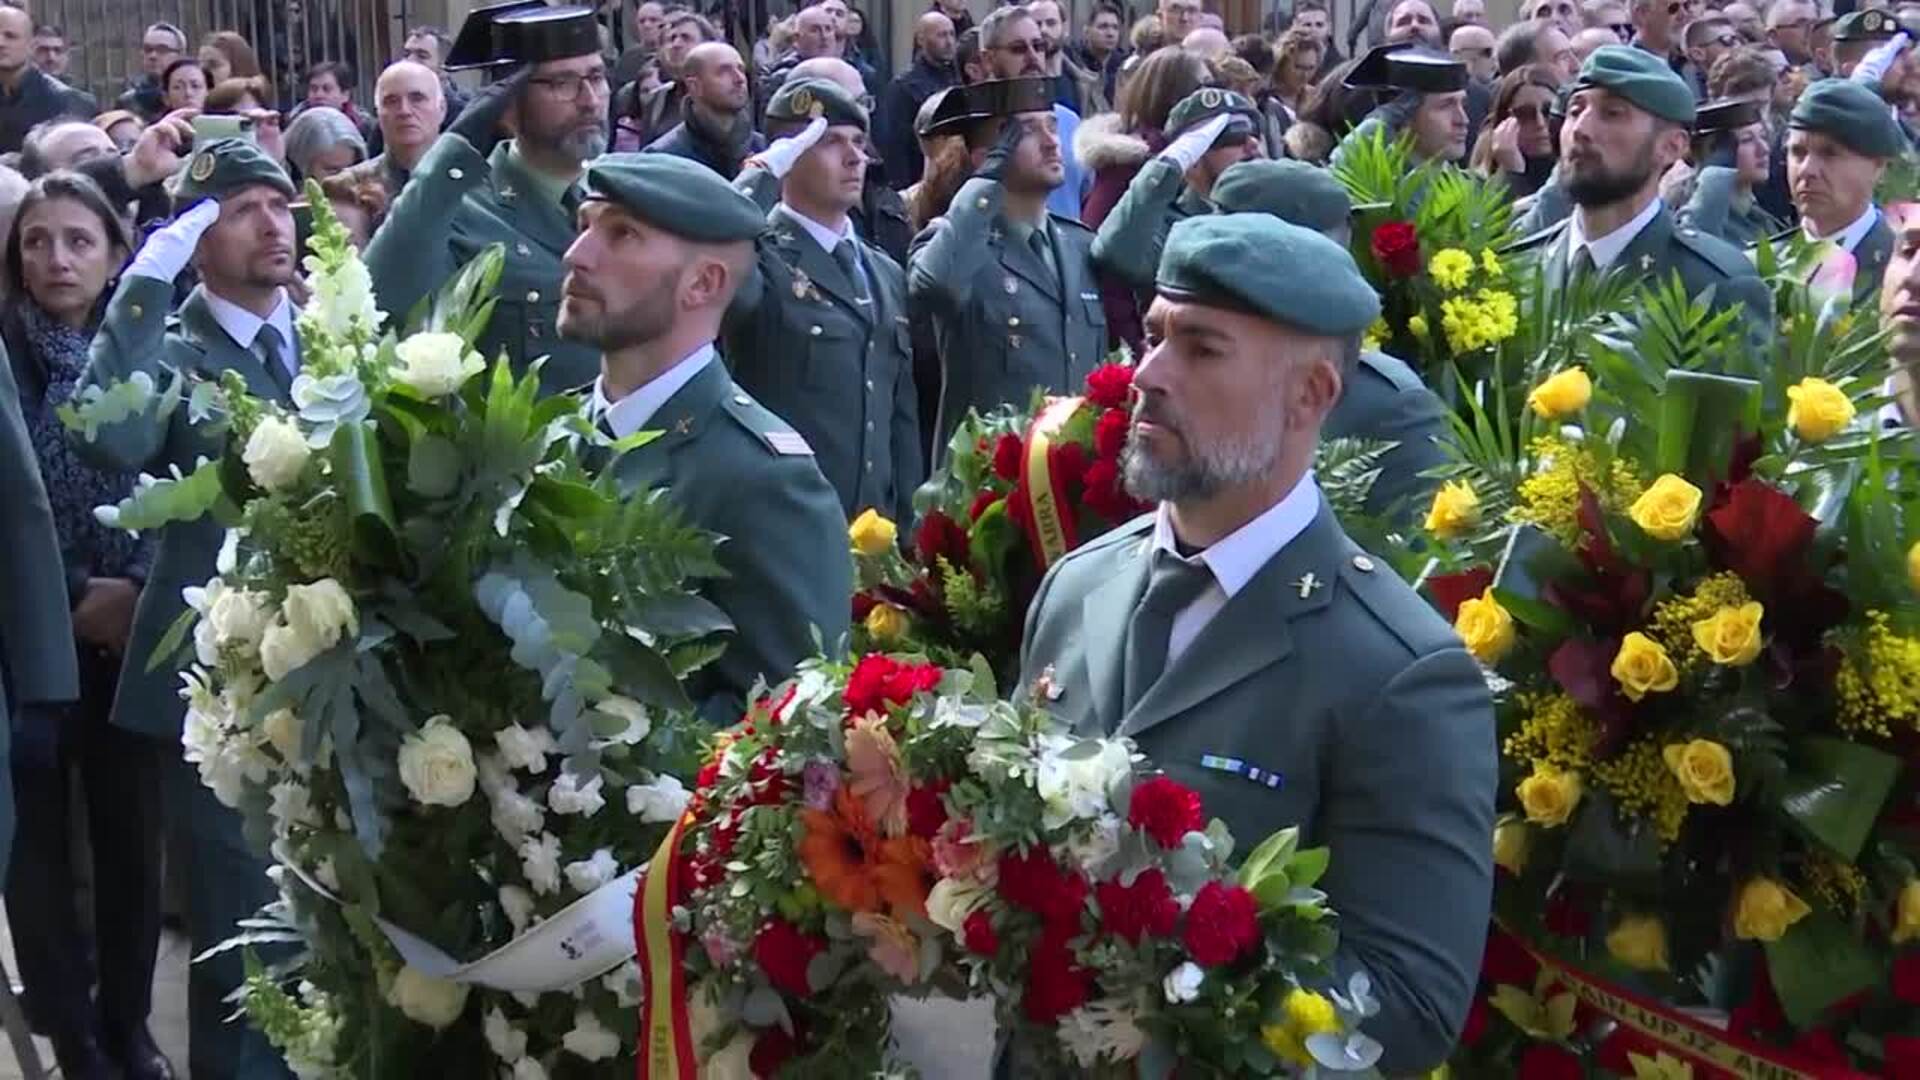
[[682, 100, 757, 175]]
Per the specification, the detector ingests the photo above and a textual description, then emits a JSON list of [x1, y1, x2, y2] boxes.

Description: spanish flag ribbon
[[1022, 396, 1085, 568], [636, 813, 696, 1080]]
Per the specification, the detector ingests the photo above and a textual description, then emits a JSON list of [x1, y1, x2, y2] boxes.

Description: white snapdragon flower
[[1162, 961, 1204, 1005], [498, 884, 537, 934], [561, 1009, 621, 1061], [385, 966, 469, 1029], [495, 723, 554, 774], [393, 332, 481, 397], [548, 770, 605, 817], [242, 416, 311, 492], [625, 773, 690, 823], [483, 1006, 528, 1062], [519, 832, 563, 895], [563, 848, 620, 894]]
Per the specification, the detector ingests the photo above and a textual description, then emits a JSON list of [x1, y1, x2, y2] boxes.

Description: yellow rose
[[1454, 588, 1517, 664], [1492, 817, 1531, 874], [1691, 602, 1765, 666], [1892, 879, 1920, 944], [848, 508, 897, 556], [1516, 764, 1582, 827], [1424, 480, 1482, 539], [1527, 367, 1593, 420], [863, 603, 909, 643], [1908, 540, 1920, 595], [1662, 739, 1736, 806], [1630, 474, 1704, 541], [1606, 914, 1671, 972], [1612, 632, 1680, 702], [1732, 878, 1812, 942], [1786, 377, 1857, 444]]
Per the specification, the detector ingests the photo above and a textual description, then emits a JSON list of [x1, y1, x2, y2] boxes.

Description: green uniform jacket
[[0, 338, 79, 873], [724, 167, 923, 526], [1755, 211, 1894, 308], [608, 357, 852, 725], [365, 135, 598, 394], [1524, 203, 1775, 338], [1678, 166, 1785, 251], [1018, 505, 1496, 1074], [908, 176, 1108, 454], [76, 276, 295, 738], [1086, 156, 1211, 290], [1328, 350, 1451, 520]]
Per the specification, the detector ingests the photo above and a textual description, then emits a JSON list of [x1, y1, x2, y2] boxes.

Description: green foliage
[[96, 457, 227, 532]]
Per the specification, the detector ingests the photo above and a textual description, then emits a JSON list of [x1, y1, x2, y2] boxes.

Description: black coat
[[1, 68, 99, 156], [644, 117, 768, 181], [878, 57, 959, 189]]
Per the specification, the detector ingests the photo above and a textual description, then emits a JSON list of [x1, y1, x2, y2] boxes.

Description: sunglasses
[[1666, 0, 1697, 14], [1610, 21, 1635, 38]]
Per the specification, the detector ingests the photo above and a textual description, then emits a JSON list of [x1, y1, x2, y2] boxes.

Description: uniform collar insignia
[[1294, 571, 1324, 599]]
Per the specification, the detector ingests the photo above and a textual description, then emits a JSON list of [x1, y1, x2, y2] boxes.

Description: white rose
[[209, 585, 274, 655], [925, 875, 991, 936], [386, 965, 470, 1029], [490, 787, 546, 845], [511, 1058, 548, 1080], [495, 724, 554, 774], [1162, 961, 1204, 1005], [262, 708, 305, 769], [243, 416, 311, 492], [519, 832, 562, 895], [1035, 737, 1132, 830], [394, 332, 482, 397], [269, 780, 316, 833], [483, 1006, 528, 1062], [590, 695, 651, 745], [561, 1009, 621, 1061], [499, 884, 537, 934], [282, 579, 358, 650], [602, 961, 642, 1008], [548, 770, 606, 817], [259, 620, 324, 683], [397, 716, 478, 807], [625, 773, 690, 823], [564, 848, 620, 894]]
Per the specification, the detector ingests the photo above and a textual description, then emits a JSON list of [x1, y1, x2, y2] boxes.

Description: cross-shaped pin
[[1295, 572, 1323, 599], [673, 416, 693, 435], [1639, 253, 1654, 271]]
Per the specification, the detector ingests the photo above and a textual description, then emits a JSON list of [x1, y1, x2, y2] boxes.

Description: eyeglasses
[[1455, 45, 1493, 57], [1713, 32, 1739, 46], [1666, 0, 1697, 14], [993, 37, 1047, 56], [528, 69, 610, 100]]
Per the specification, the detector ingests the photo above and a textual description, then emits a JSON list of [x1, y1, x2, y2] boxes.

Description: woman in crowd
[[845, 6, 888, 82], [1, 170, 168, 1080], [319, 171, 389, 250], [1469, 64, 1561, 196], [1269, 29, 1325, 130], [91, 110, 144, 153], [196, 30, 261, 86], [161, 57, 209, 112], [205, 76, 287, 166], [283, 105, 368, 183], [1284, 56, 1365, 162]]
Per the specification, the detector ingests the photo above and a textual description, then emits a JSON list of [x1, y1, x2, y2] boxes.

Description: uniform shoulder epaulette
[[1499, 219, 1568, 255], [1049, 211, 1097, 235], [719, 386, 816, 457], [1336, 542, 1460, 660], [1356, 349, 1427, 394], [1673, 222, 1756, 278]]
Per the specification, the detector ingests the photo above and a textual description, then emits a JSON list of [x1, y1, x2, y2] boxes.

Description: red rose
[[1182, 881, 1260, 967], [753, 918, 825, 998], [1050, 439, 1090, 494], [1128, 776, 1204, 849], [1084, 363, 1134, 409], [1370, 220, 1421, 278], [997, 848, 1089, 928], [962, 910, 999, 955], [1516, 1044, 1583, 1080], [1082, 458, 1132, 521], [1006, 482, 1033, 528], [914, 510, 971, 567], [749, 1025, 803, 1076], [968, 489, 999, 522], [843, 654, 944, 720], [992, 433, 1024, 481], [905, 781, 951, 839], [1023, 933, 1094, 1022], [1096, 867, 1180, 943], [1094, 407, 1130, 460]]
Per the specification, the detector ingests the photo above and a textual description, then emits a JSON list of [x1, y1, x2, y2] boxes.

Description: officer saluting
[[724, 78, 923, 527], [1018, 213, 1495, 1075], [366, 0, 610, 395], [557, 153, 850, 723], [909, 78, 1107, 455]]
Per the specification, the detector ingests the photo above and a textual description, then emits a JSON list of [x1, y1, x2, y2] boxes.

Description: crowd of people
[[0, 0, 1918, 1077]]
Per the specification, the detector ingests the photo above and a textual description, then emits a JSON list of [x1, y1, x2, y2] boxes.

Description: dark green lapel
[[613, 354, 730, 493], [1614, 205, 1675, 281], [768, 205, 875, 326], [1077, 520, 1156, 734], [174, 288, 288, 402], [1052, 217, 1090, 323], [1120, 502, 1346, 739], [999, 221, 1063, 302], [1854, 213, 1893, 302], [490, 142, 579, 257]]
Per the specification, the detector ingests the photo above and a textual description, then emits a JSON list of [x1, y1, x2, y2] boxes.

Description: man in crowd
[[1, 5, 96, 156], [367, 3, 609, 394], [1385, 0, 1446, 47], [1018, 211, 1493, 1076], [1631, 0, 1696, 77], [1769, 0, 1822, 68], [76, 137, 301, 1080], [1829, 8, 1903, 77], [726, 79, 921, 527], [31, 22, 67, 78], [789, 55, 913, 265], [402, 24, 469, 118], [1183, 26, 1232, 61], [1880, 204, 1920, 428], [1075, 3, 1127, 105], [1786, 78, 1902, 302], [613, 0, 666, 86], [1585, 0, 1634, 41], [117, 21, 184, 121], [645, 41, 763, 180], [977, 5, 1086, 223], [758, 4, 843, 117], [338, 60, 446, 203], [1683, 15, 1743, 97], [1572, 25, 1623, 62], [1495, 19, 1579, 82], [1030, 0, 1108, 117], [1723, 2, 1765, 44], [880, 10, 959, 189], [615, 9, 715, 151], [1453, 0, 1489, 28], [931, 0, 974, 39], [17, 118, 115, 178], [557, 153, 850, 722], [1293, 0, 1344, 72], [302, 61, 374, 139], [908, 78, 1106, 450], [1338, 45, 1473, 166], [1452, 23, 1499, 83], [1159, 0, 1201, 43], [1526, 0, 1583, 38]]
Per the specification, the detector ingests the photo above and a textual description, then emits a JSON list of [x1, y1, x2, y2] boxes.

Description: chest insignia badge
[[1295, 572, 1324, 599]]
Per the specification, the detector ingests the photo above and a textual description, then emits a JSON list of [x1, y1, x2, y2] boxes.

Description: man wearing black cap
[[560, 152, 850, 722], [724, 79, 922, 528], [365, 0, 611, 396], [908, 78, 1107, 454], [76, 138, 302, 1080], [1332, 44, 1473, 166], [1678, 97, 1786, 247]]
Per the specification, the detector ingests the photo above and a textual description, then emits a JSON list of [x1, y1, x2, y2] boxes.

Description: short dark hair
[[1294, 0, 1330, 15], [1232, 32, 1276, 74], [5, 171, 133, 308], [1684, 16, 1734, 48], [32, 23, 62, 38], [668, 10, 717, 39], [1495, 21, 1545, 73], [161, 57, 207, 91], [19, 118, 97, 178], [1089, 2, 1124, 24], [956, 26, 984, 78], [1706, 45, 1775, 98], [308, 60, 356, 90], [406, 25, 449, 47]]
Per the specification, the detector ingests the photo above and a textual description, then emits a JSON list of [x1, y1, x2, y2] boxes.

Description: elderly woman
[[282, 105, 368, 183]]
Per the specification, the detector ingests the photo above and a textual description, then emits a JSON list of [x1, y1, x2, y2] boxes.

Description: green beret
[[1831, 8, 1897, 41], [765, 77, 869, 133], [1791, 78, 1906, 159], [1164, 87, 1261, 139], [1571, 45, 1696, 126], [1157, 213, 1379, 336], [172, 137, 295, 207], [582, 153, 767, 243], [1209, 159, 1352, 235]]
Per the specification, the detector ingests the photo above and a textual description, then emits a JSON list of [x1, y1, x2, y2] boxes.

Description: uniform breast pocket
[[1078, 292, 1107, 332], [792, 313, 864, 391]]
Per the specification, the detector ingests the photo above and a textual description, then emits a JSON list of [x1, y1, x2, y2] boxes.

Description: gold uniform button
[[526, 290, 541, 303], [1352, 555, 1377, 573], [448, 167, 464, 180]]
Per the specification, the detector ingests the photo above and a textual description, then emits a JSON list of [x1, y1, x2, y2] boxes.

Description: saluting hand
[[972, 115, 1030, 184], [126, 198, 222, 284], [449, 67, 530, 158], [1158, 114, 1232, 175], [751, 116, 829, 179]]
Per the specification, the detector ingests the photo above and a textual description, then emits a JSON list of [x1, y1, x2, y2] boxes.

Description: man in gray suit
[[1019, 213, 1496, 1075]]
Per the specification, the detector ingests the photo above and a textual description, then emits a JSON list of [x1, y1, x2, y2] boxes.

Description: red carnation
[[962, 910, 999, 956], [843, 654, 944, 720], [1129, 777, 1204, 849], [1182, 881, 1260, 967], [749, 1025, 803, 1076], [753, 918, 825, 998], [968, 489, 999, 522], [1094, 407, 1130, 460], [1082, 458, 1129, 520], [1096, 868, 1180, 943], [1023, 933, 1094, 1022], [1516, 1044, 1583, 1080], [1370, 220, 1422, 278], [992, 434, 1024, 481], [1084, 363, 1134, 409], [905, 781, 951, 839], [1049, 439, 1090, 494], [997, 848, 1089, 928], [914, 510, 970, 568]]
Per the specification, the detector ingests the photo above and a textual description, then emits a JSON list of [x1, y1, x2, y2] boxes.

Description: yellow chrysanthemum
[[1259, 988, 1341, 1066], [1481, 248, 1504, 277], [1429, 247, 1476, 290]]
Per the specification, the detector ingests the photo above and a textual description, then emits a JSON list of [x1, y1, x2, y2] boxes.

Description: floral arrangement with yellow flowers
[[1419, 279, 1920, 1077]]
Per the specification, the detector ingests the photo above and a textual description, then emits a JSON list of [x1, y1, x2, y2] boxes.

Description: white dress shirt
[[202, 288, 299, 377], [1148, 472, 1322, 665], [1567, 194, 1664, 272], [783, 204, 856, 253], [590, 343, 716, 439], [1803, 203, 1881, 254]]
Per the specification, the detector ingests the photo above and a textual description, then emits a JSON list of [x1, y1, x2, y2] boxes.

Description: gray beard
[[1121, 425, 1283, 503]]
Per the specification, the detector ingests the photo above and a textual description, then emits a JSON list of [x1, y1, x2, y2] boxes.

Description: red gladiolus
[[1084, 363, 1134, 409], [997, 847, 1089, 928], [1182, 881, 1260, 967], [843, 654, 944, 721], [1516, 1044, 1583, 1080], [1096, 868, 1181, 943], [1370, 220, 1421, 277], [1128, 776, 1204, 848], [1094, 407, 1130, 459], [962, 909, 1000, 955], [992, 433, 1024, 481], [753, 918, 825, 998], [1023, 932, 1094, 1022]]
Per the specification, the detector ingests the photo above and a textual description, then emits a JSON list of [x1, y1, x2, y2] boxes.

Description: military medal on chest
[[792, 268, 822, 303]]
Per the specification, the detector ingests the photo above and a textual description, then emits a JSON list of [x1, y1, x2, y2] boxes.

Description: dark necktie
[[1568, 245, 1596, 284], [256, 324, 292, 395], [1029, 226, 1058, 282], [1119, 549, 1215, 723], [833, 238, 871, 306]]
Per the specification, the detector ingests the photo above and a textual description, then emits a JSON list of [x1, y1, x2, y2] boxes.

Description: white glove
[[126, 199, 222, 284], [753, 116, 829, 179], [1158, 115, 1233, 173], [1852, 31, 1910, 87]]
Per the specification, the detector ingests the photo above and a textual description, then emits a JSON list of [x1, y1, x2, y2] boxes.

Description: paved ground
[[0, 917, 190, 1079]]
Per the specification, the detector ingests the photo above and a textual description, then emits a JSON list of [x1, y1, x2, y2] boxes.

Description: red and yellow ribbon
[[1021, 396, 1085, 568], [637, 813, 696, 1080]]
